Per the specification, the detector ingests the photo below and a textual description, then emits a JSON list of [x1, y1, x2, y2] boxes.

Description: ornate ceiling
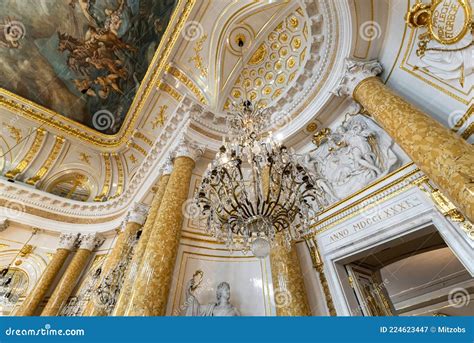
[[0, 0, 177, 135], [223, 8, 311, 111], [0, 0, 355, 223], [4, 0, 469, 231]]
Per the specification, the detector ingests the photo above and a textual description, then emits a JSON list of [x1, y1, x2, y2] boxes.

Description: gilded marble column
[[41, 233, 104, 316], [113, 162, 172, 316], [16, 233, 78, 316], [270, 233, 311, 316], [335, 59, 474, 222], [125, 143, 202, 316], [306, 238, 336, 316], [262, 166, 311, 316], [83, 203, 149, 316]]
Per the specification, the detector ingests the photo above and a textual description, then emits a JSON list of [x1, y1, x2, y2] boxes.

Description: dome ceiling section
[[190, 0, 341, 141], [168, 0, 293, 111], [223, 7, 311, 111], [214, 1, 297, 111]]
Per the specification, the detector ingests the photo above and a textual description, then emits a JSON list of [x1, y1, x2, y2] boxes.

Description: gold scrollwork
[[79, 152, 91, 165], [129, 154, 138, 164], [151, 105, 168, 129], [2, 123, 22, 144], [189, 34, 208, 78], [312, 128, 331, 147]]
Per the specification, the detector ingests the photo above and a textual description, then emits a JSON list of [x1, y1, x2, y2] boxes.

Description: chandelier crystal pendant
[[93, 227, 141, 314], [196, 98, 316, 258], [0, 229, 37, 311]]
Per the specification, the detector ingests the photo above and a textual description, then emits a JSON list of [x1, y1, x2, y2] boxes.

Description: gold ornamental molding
[[166, 65, 208, 104], [109, 154, 125, 200], [305, 166, 423, 238], [5, 128, 46, 179], [415, 176, 474, 240], [94, 153, 112, 202], [157, 81, 183, 102], [0, 0, 196, 149], [26, 136, 65, 186], [133, 131, 153, 147]]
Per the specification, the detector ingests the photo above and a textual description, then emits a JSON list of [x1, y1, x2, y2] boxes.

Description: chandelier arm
[[263, 158, 275, 212], [266, 162, 293, 216], [208, 183, 237, 218], [221, 167, 255, 218], [252, 164, 263, 212], [264, 159, 292, 217]]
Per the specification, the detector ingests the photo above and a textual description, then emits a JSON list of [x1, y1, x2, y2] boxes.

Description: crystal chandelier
[[0, 229, 37, 311], [93, 226, 141, 314], [196, 40, 315, 257]]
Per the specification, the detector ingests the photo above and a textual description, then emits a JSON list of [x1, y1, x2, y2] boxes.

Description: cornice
[[0, 97, 196, 221]]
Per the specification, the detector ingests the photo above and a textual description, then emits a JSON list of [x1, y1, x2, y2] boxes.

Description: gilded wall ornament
[[405, 0, 473, 87], [189, 34, 208, 78], [406, 0, 472, 45], [2, 124, 21, 144], [151, 105, 168, 129], [79, 153, 91, 165]]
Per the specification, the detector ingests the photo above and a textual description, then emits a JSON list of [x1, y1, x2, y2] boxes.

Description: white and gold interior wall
[[378, 0, 473, 142], [0, 223, 59, 315], [166, 156, 276, 316], [0, 220, 116, 315]]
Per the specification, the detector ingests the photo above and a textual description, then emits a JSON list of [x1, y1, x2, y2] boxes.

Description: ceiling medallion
[[195, 39, 315, 258]]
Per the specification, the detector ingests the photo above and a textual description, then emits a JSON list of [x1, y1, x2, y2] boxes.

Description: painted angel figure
[[181, 270, 240, 316]]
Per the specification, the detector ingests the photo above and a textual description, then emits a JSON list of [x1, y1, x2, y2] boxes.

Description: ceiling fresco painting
[[0, 0, 177, 134]]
